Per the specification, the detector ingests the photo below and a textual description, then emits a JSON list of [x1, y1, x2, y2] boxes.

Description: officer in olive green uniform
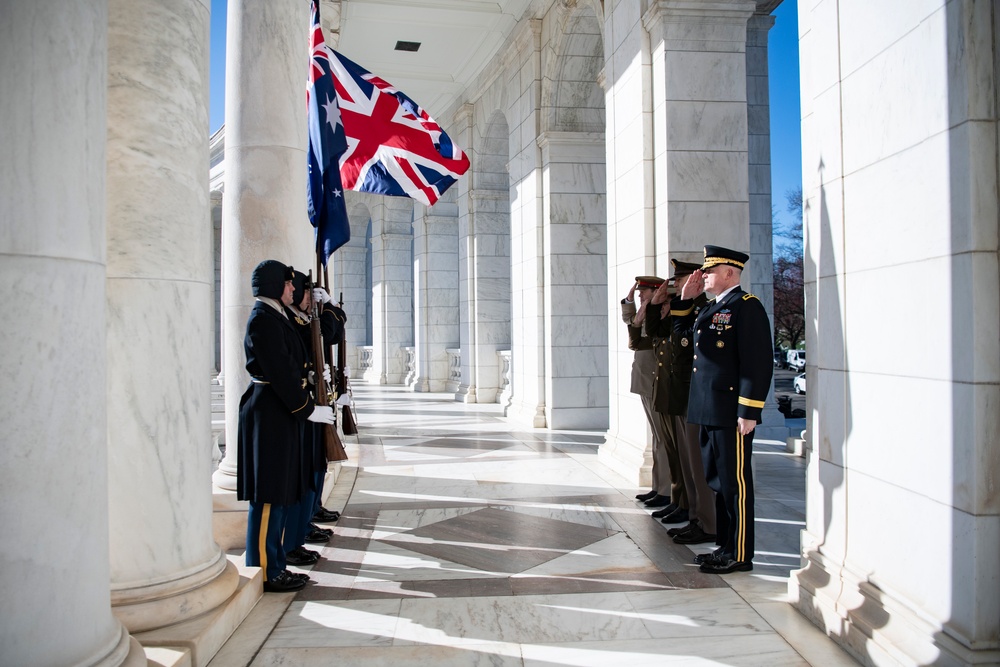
[[645, 259, 717, 543], [669, 246, 772, 574]]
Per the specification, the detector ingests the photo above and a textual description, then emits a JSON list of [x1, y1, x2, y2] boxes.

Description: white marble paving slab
[[624, 588, 776, 639], [521, 634, 809, 666], [515, 533, 657, 579], [394, 591, 649, 646], [251, 643, 523, 667], [264, 600, 402, 648]]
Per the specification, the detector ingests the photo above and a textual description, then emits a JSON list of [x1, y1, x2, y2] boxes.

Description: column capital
[[643, 0, 757, 47]]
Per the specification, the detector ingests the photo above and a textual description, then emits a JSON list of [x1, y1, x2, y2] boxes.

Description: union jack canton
[[327, 50, 471, 207]]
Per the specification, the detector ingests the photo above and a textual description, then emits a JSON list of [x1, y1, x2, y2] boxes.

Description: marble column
[[598, 2, 658, 485], [330, 216, 369, 377], [457, 190, 513, 402], [0, 1, 142, 665], [507, 20, 548, 428], [539, 131, 608, 429], [745, 12, 785, 439], [413, 198, 460, 393], [105, 0, 238, 634], [215, 0, 315, 490], [368, 199, 414, 385]]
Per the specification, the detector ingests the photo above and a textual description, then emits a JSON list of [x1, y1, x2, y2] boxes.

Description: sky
[[208, 0, 801, 232]]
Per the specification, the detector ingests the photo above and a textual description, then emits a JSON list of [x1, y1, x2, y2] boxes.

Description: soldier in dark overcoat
[[669, 246, 773, 574], [281, 270, 345, 567], [237, 260, 336, 592]]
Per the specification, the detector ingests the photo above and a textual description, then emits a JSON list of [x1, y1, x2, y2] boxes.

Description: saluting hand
[[625, 282, 637, 303], [680, 271, 705, 300], [650, 281, 671, 305]]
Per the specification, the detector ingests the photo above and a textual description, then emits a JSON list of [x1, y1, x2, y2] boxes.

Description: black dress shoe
[[660, 508, 689, 524], [693, 547, 725, 565], [667, 521, 696, 537], [644, 494, 671, 508], [699, 557, 753, 574], [286, 570, 311, 582], [286, 547, 320, 565], [313, 507, 341, 522], [673, 525, 717, 544], [304, 528, 330, 544], [263, 570, 306, 593], [309, 523, 334, 536], [651, 503, 678, 519], [635, 490, 657, 502]]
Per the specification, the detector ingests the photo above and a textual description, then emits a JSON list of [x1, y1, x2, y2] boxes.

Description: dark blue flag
[[307, 0, 350, 267]]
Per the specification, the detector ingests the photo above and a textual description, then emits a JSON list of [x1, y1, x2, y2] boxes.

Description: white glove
[[307, 405, 335, 424], [322, 363, 332, 384], [312, 287, 332, 305], [336, 393, 352, 407]]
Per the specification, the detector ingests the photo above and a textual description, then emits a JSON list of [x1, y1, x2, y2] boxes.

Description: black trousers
[[700, 425, 755, 562]]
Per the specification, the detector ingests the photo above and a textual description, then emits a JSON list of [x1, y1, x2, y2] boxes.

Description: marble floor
[[209, 384, 858, 667]]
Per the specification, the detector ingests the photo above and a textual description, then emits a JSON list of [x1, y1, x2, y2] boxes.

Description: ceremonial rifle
[[324, 271, 358, 436], [308, 269, 348, 462]]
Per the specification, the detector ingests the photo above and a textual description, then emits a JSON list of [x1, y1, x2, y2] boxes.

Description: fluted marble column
[[413, 198, 460, 392], [105, 0, 238, 633], [0, 1, 142, 665], [331, 218, 369, 376], [215, 0, 315, 489]]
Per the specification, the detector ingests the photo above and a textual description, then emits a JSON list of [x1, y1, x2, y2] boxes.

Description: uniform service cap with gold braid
[[701, 245, 749, 270], [634, 275, 665, 289], [670, 258, 702, 278]]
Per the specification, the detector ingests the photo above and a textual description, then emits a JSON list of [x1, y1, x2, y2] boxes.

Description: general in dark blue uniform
[[670, 246, 773, 574]]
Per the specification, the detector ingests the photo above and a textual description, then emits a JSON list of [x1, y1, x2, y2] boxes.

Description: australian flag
[[326, 50, 471, 206], [307, 0, 349, 266]]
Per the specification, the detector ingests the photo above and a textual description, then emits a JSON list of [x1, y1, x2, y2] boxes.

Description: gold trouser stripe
[[736, 432, 745, 562], [738, 396, 765, 409], [259, 503, 271, 581]]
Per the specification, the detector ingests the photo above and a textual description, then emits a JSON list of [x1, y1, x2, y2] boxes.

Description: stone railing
[[402, 346, 416, 386], [496, 349, 512, 410], [210, 372, 225, 463], [357, 345, 374, 375], [445, 348, 461, 393]]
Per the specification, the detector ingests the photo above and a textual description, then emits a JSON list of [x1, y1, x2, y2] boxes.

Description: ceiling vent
[[394, 40, 421, 52]]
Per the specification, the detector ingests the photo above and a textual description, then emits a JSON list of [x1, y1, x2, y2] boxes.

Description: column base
[[112, 550, 236, 634], [212, 485, 250, 551], [211, 460, 239, 492], [454, 383, 477, 403], [134, 556, 262, 667], [87, 624, 145, 667], [506, 398, 547, 428], [598, 431, 651, 487], [789, 536, 999, 666]]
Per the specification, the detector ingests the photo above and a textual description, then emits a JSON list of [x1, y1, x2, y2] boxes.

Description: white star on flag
[[322, 95, 342, 130]]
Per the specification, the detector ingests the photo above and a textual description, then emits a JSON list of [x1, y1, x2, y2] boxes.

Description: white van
[[786, 349, 806, 371]]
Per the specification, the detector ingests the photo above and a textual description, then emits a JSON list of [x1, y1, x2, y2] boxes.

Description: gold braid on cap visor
[[702, 257, 745, 269]]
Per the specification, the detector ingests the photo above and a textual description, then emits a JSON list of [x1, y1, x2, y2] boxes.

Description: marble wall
[[368, 197, 415, 385], [790, 1, 1000, 664]]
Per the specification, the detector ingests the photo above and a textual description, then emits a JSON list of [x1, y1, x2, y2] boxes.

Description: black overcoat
[[670, 288, 773, 427], [237, 301, 312, 505], [646, 293, 709, 416]]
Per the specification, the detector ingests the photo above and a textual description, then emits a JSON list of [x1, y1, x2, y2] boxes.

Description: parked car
[[786, 349, 806, 371], [793, 373, 806, 394], [773, 351, 783, 368]]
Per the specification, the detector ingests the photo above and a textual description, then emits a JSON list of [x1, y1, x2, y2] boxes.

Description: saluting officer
[[237, 260, 336, 593], [669, 246, 772, 574]]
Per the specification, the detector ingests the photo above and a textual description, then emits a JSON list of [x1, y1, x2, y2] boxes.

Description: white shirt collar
[[714, 284, 739, 302]]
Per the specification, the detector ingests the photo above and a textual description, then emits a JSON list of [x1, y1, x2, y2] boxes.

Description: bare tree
[[773, 186, 804, 349]]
